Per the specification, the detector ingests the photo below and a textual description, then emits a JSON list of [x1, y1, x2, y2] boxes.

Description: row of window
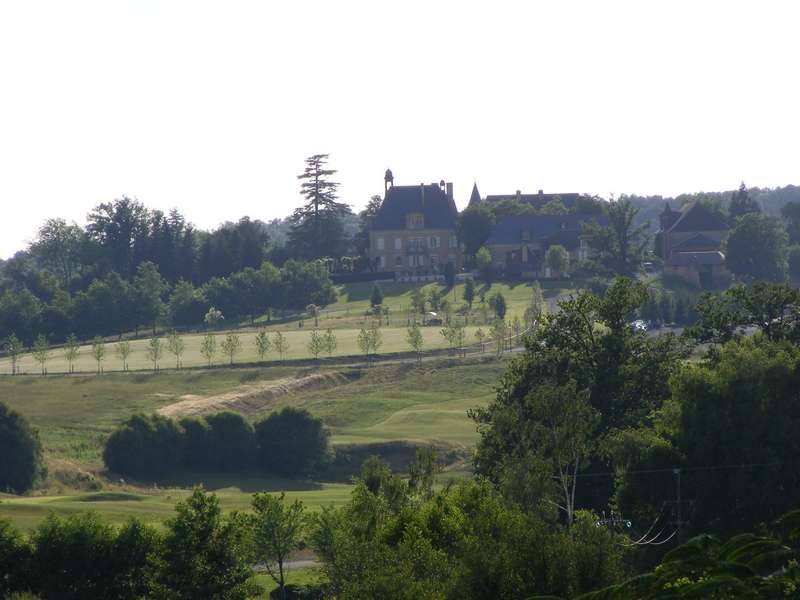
[[374, 235, 457, 250]]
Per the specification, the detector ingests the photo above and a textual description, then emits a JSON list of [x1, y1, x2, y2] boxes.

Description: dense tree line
[[103, 408, 330, 480], [471, 278, 800, 555], [0, 258, 335, 345], [1, 155, 356, 345]]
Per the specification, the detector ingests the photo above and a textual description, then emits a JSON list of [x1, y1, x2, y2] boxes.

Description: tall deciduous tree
[[64, 333, 80, 373], [725, 213, 789, 282], [251, 492, 306, 600], [152, 488, 258, 600], [545, 244, 569, 276], [166, 331, 186, 369], [355, 194, 383, 258], [115, 340, 133, 371], [91, 336, 106, 373], [221, 333, 242, 365], [582, 198, 649, 276], [133, 261, 167, 335], [31, 334, 51, 375], [5, 334, 24, 375], [254, 330, 271, 361], [29, 218, 86, 287], [406, 323, 424, 362], [288, 154, 351, 259], [146, 337, 163, 371], [457, 204, 495, 258]]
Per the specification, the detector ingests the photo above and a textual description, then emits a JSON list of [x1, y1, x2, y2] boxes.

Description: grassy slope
[[0, 280, 570, 375], [0, 358, 506, 530]]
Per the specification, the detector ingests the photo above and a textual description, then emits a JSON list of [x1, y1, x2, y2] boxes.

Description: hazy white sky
[[1, 0, 798, 258]]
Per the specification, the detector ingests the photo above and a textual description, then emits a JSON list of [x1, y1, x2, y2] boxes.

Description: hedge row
[[103, 408, 329, 480]]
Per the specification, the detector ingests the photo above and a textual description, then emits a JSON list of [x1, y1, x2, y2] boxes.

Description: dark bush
[[255, 407, 330, 476], [30, 512, 156, 600], [0, 518, 31, 598], [0, 401, 45, 493], [205, 412, 256, 471], [103, 413, 184, 479], [179, 417, 214, 470]]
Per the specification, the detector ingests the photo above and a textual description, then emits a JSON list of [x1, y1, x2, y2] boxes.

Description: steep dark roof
[[371, 184, 458, 231], [667, 251, 726, 267], [468, 183, 481, 206], [484, 192, 581, 209], [669, 202, 729, 233], [661, 202, 675, 215], [486, 214, 606, 246], [670, 233, 721, 252]]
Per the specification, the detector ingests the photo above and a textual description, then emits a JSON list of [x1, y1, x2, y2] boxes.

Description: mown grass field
[[0, 357, 507, 529], [0, 280, 572, 375]]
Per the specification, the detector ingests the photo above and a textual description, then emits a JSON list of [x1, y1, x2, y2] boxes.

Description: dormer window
[[406, 213, 424, 229], [521, 230, 530, 241]]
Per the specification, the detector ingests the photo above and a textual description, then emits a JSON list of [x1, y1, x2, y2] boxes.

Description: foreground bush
[[151, 488, 259, 599], [0, 519, 31, 598], [30, 513, 156, 600], [310, 458, 626, 600], [0, 402, 45, 494]]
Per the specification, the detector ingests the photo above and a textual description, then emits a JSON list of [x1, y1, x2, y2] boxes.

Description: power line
[[575, 460, 790, 479]]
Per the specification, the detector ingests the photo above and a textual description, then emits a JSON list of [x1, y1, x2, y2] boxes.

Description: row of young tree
[[103, 408, 329, 481], [5, 328, 299, 375], [0, 258, 336, 346]]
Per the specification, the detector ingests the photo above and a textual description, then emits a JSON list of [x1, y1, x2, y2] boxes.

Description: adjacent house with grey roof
[[368, 172, 461, 280], [658, 201, 731, 287], [485, 213, 606, 278]]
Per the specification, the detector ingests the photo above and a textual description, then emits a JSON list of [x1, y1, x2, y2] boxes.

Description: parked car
[[630, 319, 648, 332], [426, 312, 443, 326]]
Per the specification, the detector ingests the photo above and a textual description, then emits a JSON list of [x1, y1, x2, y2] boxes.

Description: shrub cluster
[[103, 408, 329, 480], [0, 402, 46, 494], [0, 489, 260, 600]]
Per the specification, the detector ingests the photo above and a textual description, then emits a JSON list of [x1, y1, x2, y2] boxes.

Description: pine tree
[[288, 154, 351, 259], [729, 181, 761, 222], [370, 283, 384, 308]]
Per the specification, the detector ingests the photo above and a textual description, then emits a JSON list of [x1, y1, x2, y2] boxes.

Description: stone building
[[485, 214, 605, 278], [368, 171, 461, 280], [658, 201, 731, 288]]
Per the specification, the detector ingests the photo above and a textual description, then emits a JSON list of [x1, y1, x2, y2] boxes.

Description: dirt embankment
[[157, 371, 353, 418]]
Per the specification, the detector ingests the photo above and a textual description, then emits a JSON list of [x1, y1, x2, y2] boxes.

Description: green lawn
[[0, 482, 352, 533]]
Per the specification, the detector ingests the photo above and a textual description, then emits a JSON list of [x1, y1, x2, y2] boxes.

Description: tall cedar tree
[[288, 154, 351, 259]]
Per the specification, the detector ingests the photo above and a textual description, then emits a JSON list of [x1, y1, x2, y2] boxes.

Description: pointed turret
[[468, 182, 481, 207]]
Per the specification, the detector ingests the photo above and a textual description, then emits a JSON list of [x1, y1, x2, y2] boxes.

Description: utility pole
[[674, 467, 683, 543]]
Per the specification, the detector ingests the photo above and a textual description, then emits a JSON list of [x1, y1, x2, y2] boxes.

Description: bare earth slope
[[158, 371, 350, 418]]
